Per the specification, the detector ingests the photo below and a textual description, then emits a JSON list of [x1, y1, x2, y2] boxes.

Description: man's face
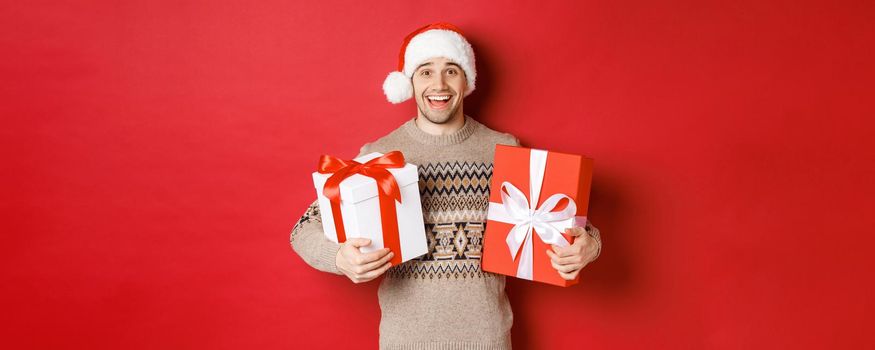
[[411, 57, 467, 124]]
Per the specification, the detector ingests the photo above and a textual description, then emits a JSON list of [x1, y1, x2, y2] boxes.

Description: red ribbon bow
[[317, 151, 406, 264]]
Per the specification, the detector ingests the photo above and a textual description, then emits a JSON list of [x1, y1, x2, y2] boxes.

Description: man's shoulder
[[356, 119, 411, 156], [472, 117, 520, 147]]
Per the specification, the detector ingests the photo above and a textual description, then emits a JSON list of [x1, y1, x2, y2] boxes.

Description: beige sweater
[[290, 116, 600, 350]]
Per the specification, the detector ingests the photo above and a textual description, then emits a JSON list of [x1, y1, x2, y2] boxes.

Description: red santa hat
[[382, 22, 477, 104]]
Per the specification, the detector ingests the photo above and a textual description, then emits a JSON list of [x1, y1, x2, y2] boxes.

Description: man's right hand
[[335, 238, 394, 283]]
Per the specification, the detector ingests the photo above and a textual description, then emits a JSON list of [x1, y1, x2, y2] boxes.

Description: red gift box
[[482, 145, 594, 287]]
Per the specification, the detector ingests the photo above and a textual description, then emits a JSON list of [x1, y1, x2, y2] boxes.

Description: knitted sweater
[[290, 116, 600, 350]]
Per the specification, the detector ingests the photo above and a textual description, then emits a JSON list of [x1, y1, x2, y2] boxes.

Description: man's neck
[[414, 110, 466, 136]]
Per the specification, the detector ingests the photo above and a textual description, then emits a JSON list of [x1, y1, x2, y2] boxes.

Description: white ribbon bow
[[487, 149, 583, 280]]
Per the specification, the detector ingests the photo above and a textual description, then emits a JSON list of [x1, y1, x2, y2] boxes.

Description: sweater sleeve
[[584, 220, 603, 262], [289, 143, 373, 275], [289, 200, 342, 275], [496, 133, 521, 147]]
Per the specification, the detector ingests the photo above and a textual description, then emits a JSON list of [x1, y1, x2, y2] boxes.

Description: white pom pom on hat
[[382, 22, 477, 104], [383, 71, 413, 104]]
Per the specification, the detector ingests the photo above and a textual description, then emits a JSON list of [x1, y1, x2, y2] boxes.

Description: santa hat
[[382, 22, 477, 104]]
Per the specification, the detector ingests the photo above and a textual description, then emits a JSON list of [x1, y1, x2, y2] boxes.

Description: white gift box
[[312, 152, 428, 263]]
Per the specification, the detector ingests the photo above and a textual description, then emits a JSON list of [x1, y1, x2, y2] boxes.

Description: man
[[290, 22, 602, 350]]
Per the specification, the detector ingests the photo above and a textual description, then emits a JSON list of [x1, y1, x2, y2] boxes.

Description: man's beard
[[417, 101, 461, 125]]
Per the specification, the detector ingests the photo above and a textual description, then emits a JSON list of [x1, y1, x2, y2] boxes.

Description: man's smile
[[425, 94, 453, 110]]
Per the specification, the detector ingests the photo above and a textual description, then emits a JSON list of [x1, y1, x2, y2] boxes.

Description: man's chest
[[413, 161, 493, 262], [417, 161, 494, 220]]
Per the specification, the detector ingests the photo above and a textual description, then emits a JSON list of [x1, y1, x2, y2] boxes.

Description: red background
[[3, 1, 873, 349]]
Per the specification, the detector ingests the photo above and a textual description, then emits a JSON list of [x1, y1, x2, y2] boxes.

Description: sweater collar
[[403, 115, 479, 146]]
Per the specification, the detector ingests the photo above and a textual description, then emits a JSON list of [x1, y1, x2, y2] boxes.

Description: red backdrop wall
[[3, 1, 873, 349]]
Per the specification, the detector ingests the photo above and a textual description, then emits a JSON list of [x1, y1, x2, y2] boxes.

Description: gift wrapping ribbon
[[486, 149, 585, 280], [317, 151, 405, 259]]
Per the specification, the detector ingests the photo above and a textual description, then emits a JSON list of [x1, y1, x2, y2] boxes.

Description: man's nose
[[435, 73, 448, 89]]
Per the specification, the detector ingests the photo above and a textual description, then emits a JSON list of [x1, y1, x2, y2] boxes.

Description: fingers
[[558, 270, 578, 281], [346, 238, 372, 248], [357, 250, 394, 273], [565, 226, 586, 237], [549, 255, 581, 273], [546, 248, 584, 265], [347, 256, 393, 284], [341, 237, 388, 263], [337, 239, 395, 283], [546, 249, 584, 276], [550, 244, 577, 258], [355, 247, 391, 265], [566, 227, 592, 247], [357, 261, 393, 281]]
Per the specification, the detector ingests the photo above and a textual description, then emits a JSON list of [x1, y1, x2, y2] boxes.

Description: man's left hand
[[546, 223, 601, 281]]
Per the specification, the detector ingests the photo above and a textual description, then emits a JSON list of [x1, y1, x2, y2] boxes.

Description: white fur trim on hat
[[382, 29, 476, 104]]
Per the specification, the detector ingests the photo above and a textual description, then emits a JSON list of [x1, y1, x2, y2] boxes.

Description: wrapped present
[[312, 151, 428, 265], [482, 144, 593, 287]]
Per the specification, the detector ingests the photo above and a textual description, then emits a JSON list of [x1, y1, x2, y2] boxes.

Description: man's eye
[[448, 69, 456, 75], [420, 71, 430, 76]]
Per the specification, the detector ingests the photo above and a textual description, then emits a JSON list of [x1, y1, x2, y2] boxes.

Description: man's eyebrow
[[415, 62, 462, 71]]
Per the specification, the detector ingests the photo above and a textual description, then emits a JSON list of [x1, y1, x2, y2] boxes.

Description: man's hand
[[335, 238, 394, 284], [545, 224, 600, 281]]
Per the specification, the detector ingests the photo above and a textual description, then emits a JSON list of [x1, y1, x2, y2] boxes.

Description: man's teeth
[[427, 95, 451, 101]]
